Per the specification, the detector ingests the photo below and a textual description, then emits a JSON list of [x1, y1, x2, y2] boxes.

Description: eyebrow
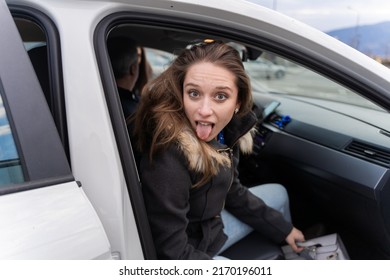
[[184, 83, 233, 91], [183, 83, 199, 88]]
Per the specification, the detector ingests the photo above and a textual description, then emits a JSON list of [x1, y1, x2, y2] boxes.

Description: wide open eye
[[215, 92, 228, 102], [188, 89, 200, 98]]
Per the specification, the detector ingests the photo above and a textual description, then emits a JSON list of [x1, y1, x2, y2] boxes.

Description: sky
[[247, 0, 390, 32]]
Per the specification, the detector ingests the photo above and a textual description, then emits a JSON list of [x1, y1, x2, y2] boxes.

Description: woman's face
[[183, 62, 240, 142]]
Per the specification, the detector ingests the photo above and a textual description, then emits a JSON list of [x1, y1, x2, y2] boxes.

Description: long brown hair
[[133, 41, 253, 186]]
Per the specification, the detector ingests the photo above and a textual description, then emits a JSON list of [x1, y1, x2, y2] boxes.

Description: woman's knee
[[249, 183, 289, 204], [248, 183, 291, 221]]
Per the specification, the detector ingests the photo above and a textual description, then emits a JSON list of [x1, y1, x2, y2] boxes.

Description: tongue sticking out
[[196, 123, 213, 140]]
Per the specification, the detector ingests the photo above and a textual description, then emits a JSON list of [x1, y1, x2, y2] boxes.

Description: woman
[[133, 41, 304, 259]]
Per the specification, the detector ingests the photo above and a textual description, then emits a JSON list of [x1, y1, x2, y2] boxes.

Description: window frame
[[0, 2, 73, 195], [10, 4, 69, 160]]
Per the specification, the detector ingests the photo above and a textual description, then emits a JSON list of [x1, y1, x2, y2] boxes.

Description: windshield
[[245, 52, 384, 111], [144, 45, 384, 111]]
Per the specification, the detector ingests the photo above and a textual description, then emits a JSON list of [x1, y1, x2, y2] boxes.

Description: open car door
[[0, 0, 111, 259]]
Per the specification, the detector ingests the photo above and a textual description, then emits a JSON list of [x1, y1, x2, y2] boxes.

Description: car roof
[[7, 0, 390, 84]]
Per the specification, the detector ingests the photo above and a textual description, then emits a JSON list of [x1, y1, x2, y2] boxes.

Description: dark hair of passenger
[[107, 36, 138, 79]]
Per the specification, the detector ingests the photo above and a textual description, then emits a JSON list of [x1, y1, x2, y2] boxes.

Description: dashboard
[[245, 92, 390, 258]]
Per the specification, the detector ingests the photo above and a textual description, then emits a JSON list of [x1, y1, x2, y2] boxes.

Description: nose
[[198, 98, 213, 116]]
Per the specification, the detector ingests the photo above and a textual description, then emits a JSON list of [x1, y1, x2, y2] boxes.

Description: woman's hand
[[285, 227, 305, 253]]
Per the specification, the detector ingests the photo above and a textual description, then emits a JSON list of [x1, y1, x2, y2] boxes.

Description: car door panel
[[0, 0, 111, 259], [0, 182, 111, 259]]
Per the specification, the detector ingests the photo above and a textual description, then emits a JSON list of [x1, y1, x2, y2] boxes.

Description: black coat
[[140, 111, 293, 259], [118, 87, 139, 119]]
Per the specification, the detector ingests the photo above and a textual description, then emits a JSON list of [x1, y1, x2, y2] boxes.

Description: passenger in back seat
[[108, 37, 153, 166], [108, 36, 143, 119]]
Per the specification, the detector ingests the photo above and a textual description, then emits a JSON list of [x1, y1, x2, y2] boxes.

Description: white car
[[244, 58, 286, 79], [1, 0, 390, 260]]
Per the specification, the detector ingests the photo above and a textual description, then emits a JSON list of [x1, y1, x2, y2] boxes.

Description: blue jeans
[[218, 183, 291, 254]]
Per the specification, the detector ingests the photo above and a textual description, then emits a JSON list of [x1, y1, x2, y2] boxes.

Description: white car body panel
[[0, 182, 111, 259], [56, 6, 142, 260]]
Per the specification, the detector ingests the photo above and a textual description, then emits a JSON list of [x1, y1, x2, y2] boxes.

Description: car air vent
[[345, 140, 390, 166]]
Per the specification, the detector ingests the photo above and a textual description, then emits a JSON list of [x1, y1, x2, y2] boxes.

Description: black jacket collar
[[222, 110, 258, 147]]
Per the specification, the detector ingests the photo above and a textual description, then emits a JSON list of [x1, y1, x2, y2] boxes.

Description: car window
[[143, 44, 383, 112], [144, 48, 175, 79], [0, 90, 24, 186], [12, 11, 69, 161], [0, 6, 72, 195], [244, 51, 384, 111]]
